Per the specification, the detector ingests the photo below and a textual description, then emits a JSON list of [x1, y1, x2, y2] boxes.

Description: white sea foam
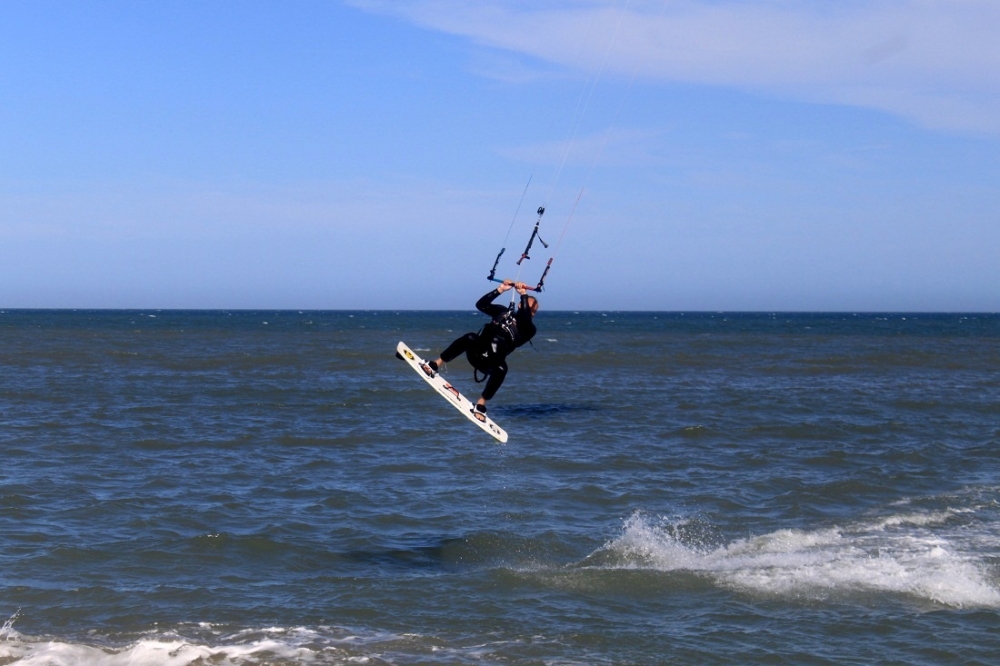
[[0, 625, 415, 666], [0, 624, 552, 666], [868, 508, 970, 531], [595, 508, 1000, 608], [0, 637, 317, 666]]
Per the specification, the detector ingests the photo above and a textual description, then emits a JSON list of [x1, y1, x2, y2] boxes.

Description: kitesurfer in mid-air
[[422, 280, 538, 415]]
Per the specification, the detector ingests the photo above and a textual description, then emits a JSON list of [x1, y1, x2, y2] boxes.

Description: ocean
[[2, 309, 999, 664]]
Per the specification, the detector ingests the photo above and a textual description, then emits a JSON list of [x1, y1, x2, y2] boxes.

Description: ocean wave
[[0, 622, 517, 666], [584, 503, 1000, 609]]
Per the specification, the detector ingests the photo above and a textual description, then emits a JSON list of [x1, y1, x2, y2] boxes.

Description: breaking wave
[[585, 500, 1000, 608], [0, 622, 520, 666]]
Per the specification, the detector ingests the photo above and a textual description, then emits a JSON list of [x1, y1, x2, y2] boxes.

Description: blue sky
[[2, 0, 998, 311]]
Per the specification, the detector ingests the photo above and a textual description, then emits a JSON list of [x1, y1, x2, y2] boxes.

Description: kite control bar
[[488, 258, 553, 293], [488, 277, 541, 293], [487, 206, 553, 292]]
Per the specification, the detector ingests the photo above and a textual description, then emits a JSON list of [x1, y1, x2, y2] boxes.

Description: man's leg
[[474, 360, 508, 412], [425, 332, 478, 376]]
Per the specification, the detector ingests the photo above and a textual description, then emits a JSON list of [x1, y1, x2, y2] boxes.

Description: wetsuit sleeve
[[514, 309, 536, 347], [476, 289, 509, 319]]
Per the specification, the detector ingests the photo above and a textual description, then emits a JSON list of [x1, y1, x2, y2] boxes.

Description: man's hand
[[498, 280, 513, 293], [514, 282, 528, 295]]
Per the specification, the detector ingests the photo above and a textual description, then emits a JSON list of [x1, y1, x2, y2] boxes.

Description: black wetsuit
[[439, 288, 537, 400]]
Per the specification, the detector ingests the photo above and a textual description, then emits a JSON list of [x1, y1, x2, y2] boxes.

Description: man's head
[[523, 296, 539, 317]]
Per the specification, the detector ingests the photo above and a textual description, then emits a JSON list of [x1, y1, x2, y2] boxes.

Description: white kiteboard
[[396, 341, 508, 443]]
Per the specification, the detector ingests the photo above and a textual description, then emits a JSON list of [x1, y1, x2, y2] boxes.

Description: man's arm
[[476, 281, 513, 317], [515, 307, 536, 345]]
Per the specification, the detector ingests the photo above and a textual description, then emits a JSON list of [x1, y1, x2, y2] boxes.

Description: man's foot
[[473, 402, 487, 414], [471, 402, 487, 422], [420, 360, 439, 377]]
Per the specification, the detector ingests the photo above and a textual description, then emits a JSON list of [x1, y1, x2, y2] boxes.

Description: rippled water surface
[[2, 310, 999, 664]]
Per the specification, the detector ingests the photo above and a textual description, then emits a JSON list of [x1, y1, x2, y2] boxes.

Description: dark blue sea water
[[2, 310, 999, 664]]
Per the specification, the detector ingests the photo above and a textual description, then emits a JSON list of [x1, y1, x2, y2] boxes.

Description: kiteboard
[[395, 341, 508, 443]]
